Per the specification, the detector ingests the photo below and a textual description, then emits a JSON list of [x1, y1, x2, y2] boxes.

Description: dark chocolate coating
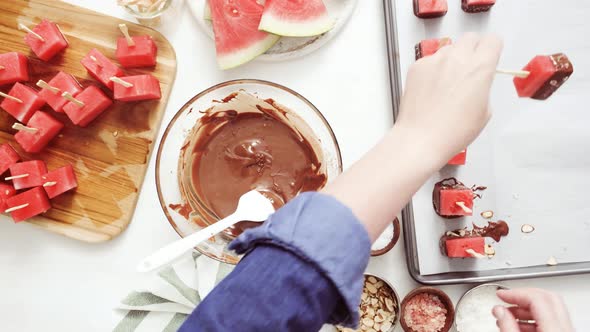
[[414, 0, 448, 18], [415, 43, 423, 60], [461, 0, 495, 13], [532, 53, 574, 100]]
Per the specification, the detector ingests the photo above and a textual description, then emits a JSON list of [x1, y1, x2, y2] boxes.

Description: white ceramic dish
[[188, 0, 358, 62]]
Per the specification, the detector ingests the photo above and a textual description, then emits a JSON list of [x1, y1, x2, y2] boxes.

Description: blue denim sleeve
[[179, 192, 371, 331]]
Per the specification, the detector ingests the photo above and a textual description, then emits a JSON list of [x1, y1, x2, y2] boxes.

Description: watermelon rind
[[204, 2, 211, 20], [217, 34, 280, 70], [259, 9, 335, 37]]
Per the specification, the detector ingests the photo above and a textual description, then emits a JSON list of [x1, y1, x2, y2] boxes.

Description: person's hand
[[396, 32, 503, 167], [493, 288, 574, 332]]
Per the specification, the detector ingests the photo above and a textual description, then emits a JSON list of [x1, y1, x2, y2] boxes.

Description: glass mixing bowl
[[156, 79, 343, 264]]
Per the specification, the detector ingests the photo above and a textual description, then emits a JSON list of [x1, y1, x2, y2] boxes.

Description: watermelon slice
[[259, 0, 335, 37], [209, 0, 280, 70]]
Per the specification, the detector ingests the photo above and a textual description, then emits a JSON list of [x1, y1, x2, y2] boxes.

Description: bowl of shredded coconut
[[455, 284, 509, 332], [400, 287, 454, 332]]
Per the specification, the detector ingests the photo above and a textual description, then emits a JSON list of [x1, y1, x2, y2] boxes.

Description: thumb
[[493, 306, 520, 332]]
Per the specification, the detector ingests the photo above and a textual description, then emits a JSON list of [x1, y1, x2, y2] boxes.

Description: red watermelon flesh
[[0, 182, 16, 213], [209, 0, 280, 70], [415, 38, 452, 60], [448, 149, 467, 165], [259, 0, 334, 37], [414, 0, 448, 18], [445, 237, 485, 258], [5, 187, 51, 222], [439, 188, 473, 216], [513, 56, 554, 98]]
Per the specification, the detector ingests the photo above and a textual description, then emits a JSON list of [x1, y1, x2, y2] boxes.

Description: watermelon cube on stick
[[41, 165, 78, 199], [433, 178, 474, 218], [415, 38, 452, 60], [259, 0, 335, 37], [37, 71, 83, 113], [115, 24, 158, 68], [413, 0, 448, 18], [112, 75, 161, 102], [63, 86, 113, 127], [0, 52, 29, 86], [513, 53, 574, 100], [14, 111, 64, 153], [209, 0, 280, 70], [5, 187, 51, 222], [81, 49, 124, 90], [0, 144, 21, 175], [462, 0, 496, 13], [0, 182, 17, 213], [0, 83, 46, 123], [20, 20, 68, 62], [448, 149, 467, 166], [445, 237, 485, 258], [7, 160, 48, 190]]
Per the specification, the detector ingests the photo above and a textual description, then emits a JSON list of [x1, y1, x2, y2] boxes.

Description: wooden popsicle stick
[[0, 91, 23, 103], [61, 91, 85, 107], [118, 24, 135, 47], [4, 203, 29, 213], [465, 249, 486, 259], [36, 80, 60, 94], [89, 55, 103, 68], [110, 76, 134, 88], [12, 123, 39, 133], [43, 181, 57, 187], [18, 23, 45, 42], [5, 174, 29, 181], [496, 69, 530, 78], [456, 201, 473, 214]]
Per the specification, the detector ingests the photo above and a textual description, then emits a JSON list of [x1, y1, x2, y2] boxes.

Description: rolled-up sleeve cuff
[[229, 192, 371, 327]]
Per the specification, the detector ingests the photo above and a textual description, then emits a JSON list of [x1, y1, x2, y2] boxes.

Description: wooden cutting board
[[0, 0, 177, 242]]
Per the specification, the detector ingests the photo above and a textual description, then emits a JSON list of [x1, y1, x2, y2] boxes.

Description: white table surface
[[0, 1, 588, 331]]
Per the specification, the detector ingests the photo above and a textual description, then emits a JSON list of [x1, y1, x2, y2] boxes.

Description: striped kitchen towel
[[112, 252, 235, 332]]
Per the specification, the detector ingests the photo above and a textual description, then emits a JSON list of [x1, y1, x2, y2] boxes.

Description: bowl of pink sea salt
[[400, 287, 454, 332]]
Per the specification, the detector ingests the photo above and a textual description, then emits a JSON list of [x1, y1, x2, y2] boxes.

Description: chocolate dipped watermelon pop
[[4, 187, 51, 222], [415, 38, 452, 60], [81, 49, 124, 90], [6, 160, 47, 191], [37, 71, 83, 113], [116, 24, 157, 68], [513, 53, 574, 100], [433, 178, 485, 218], [0, 52, 29, 86], [19, 20, 68, 62], [413, 0, 448, 18], [13, 111, 64, 153], [441, 221, 509, 258], [0, 143, 20, 175], [461, 0, 496, 13], [0, 82, 46, 123]]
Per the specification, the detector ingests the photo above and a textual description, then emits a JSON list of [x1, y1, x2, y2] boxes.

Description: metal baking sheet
[[383, 0, 590, 284]]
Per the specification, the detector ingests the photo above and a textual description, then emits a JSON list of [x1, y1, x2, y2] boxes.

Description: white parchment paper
[[396, 0, 590, 275]]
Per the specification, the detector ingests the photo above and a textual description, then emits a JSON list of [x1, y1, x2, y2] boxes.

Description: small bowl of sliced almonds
[[336, 274, 400, 332]]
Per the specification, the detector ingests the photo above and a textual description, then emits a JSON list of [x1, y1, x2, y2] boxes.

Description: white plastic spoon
[[138, 190, 275, 273]]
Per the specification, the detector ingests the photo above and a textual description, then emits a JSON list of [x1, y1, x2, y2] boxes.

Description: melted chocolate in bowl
[[181, 91, 327, 238]]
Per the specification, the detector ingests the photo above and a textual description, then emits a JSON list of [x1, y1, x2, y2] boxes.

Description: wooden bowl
[[400, 287, 455, 332], [371, 217, 401, 256]]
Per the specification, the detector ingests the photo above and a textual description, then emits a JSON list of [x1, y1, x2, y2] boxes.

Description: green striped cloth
[[113, 252, 234, 332]]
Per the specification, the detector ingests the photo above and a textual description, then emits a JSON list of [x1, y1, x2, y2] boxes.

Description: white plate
[[188, 0, 358, 62]]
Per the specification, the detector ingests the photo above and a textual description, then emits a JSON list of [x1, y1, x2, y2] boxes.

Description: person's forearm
[[322, 124, 444, 241]]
